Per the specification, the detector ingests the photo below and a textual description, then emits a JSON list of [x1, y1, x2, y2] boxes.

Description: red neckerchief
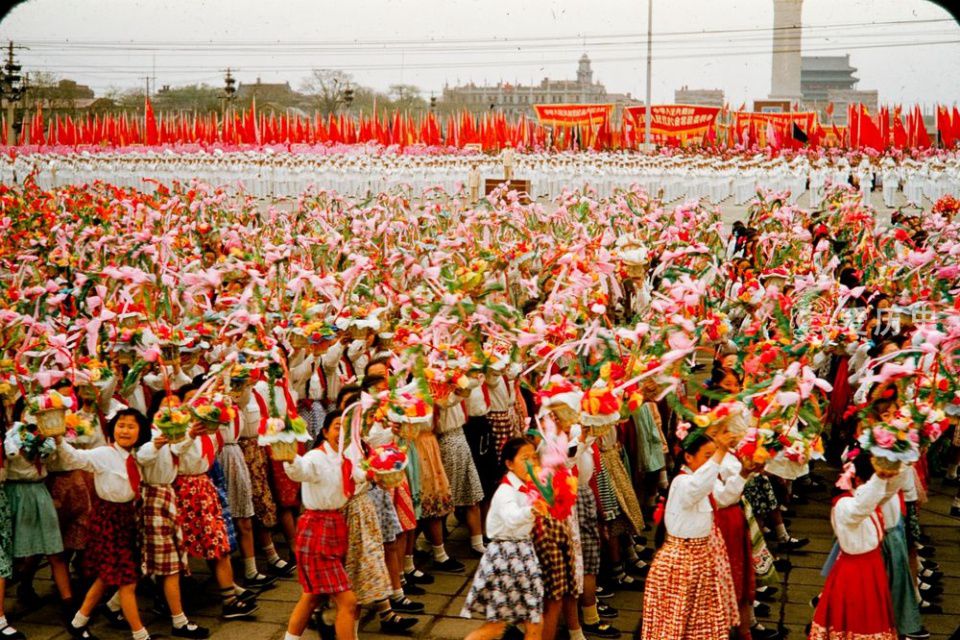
[[115, 443, 141, 495], [251, 389, 269, 435], [232, 410, 241, 440], [200, 431, 223, 468], [481, 382, 491, 409]]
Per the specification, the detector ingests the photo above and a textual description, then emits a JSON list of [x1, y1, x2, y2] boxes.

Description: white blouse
[[136, 428, 193, 485], [175, 432, 222, 475], [436, 394, 467, 434], [664, 458, 746, 539], [879, 468, 910, 530], [283, 442, 364, 511], [486, 471, 536, 541], [58, 441, 138, 503], [466, 382, 491, 418], [832, 474, 888, 555]]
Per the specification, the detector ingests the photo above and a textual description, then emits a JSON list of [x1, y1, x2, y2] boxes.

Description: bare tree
[[299, 69, 353, 115], [388, 84, 425, 112]]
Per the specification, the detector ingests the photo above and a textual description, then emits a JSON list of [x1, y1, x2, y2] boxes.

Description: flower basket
[[189, 395, 235, 434], [624, 262, 647, 280], [154, 407, 191, 443], [872, 456, 902, 474], [374, 468, 407, 489], [290, 332, 309, 349], [159, 341, 180, 362], [78, 385, 99, 401], [270, 440, 298, 462], [428, 380, 451, 402], [398, 422, 420, 440], [35, 407, 66, 437], [115, 349, 135, 366]]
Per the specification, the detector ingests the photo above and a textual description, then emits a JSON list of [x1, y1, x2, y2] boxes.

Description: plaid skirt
[[141, 484, 189, 577], [296, 509, 351, 595], [461, 539, 544, 623], [345, 491, 392, 605], [268, 456, 302, 509], [576, 483, 601, 575], [82, 498, 140, 587], [218, 443, 255, 519], [487, 410, 519, 456], [173, 474, 232, 560], [47, 470, 93, 551], [641, 530, 739, 640], [239, 438, 278, 528], [533, 515, 578, 600]]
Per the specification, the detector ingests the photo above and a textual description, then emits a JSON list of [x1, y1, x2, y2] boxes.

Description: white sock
[[776, 523, 789, 542], [244, 557, 259, 579], [470, 535, 485, 550], [403, 555, 415, 574], [233, 584, 245, 595], [391, 588, 404, 599], [569, 629, 586, 640], [72, 613, 90, 628], [625, 545, 639, 562], [263, 543, 283, 565], [107, 591, 122, 612], [946, 463, 958, 479], [171, 612, 188, 629], [432, 544, 449, 563], [284, 633, 301, 640], [131, 627, 149, 640]]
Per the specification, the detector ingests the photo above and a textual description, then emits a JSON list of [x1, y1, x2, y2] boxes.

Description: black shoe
[[171, 623, 211, 639], [595, 584, 615, 599], [950, 505, 960, 518], [266, 560, 298, 578], [222, 597, 260, 619], [751, 624, 782, 640], [235, 588, 257, 604], [597, 602, 618, 618], [379, 612, 418, 633], [402, 582, 426, 596], [920, 559, 940, 572], [780, 507, 797, 518], [244, 573, 278, 591], [776, 537, 810, 552], [905, 628, 931, 640], [755, 585, 778, 602], [773, 558, 792, 572], [17, 586, 45, 610], [404, 570, 434, 585], [610, 574, 644, 590], [919, 568, 943, 582], [918, 582, 943, 598], [432, 558, 465, 573], [389, 596, 425, 614], [97, 604, 126, 628], [0, 625, 25, 640], [916, 545, 936, 558], [628, 561, 650, 577], [917, 533, 932, 545], [636, 547, 655, 561], [919, 600, 942, 615], [501, 626, 525, 640], [67, 625, 99, 640], [583, 621, 621, 638], [754, 602, 771, 618], [810, 594, 820, 608]]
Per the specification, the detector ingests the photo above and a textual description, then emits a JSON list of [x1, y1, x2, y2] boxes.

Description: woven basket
[[270, 440, 298, 462], [160, 342, 180, 362], [872, 456, 902, 474], [624, 263, 647, 279], [398, 422, 420, 441], [374, 468, 407, 489], [158, 425, 187, 443], [36, 407, 67, 437], [290, 333, 309, 349], [115, 349, 135, 365]]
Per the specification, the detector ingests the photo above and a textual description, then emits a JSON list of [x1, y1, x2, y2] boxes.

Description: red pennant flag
[[144, 98, 159, 145], [892, 107, 907, 149]]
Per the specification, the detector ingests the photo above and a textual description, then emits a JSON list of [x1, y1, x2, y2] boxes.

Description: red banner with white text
[[624, 104, 720, 145], [533, 104, 613, 127]]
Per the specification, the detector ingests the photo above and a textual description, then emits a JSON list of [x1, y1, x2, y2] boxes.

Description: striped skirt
[[641, 530, 739, 640]]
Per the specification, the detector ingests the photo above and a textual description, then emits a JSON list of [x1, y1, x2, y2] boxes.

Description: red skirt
[[296, 509, 351, 595], [82, 497, 140, 587], [715, 504, 755, 607], [391, 479, 417, 532], [173, 474, 232, 560], [268, 456, 302, 509], [810, 547, 897, 640]]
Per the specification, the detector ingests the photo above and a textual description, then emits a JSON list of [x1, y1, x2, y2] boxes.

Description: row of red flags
[[2, 98, 958, 152]]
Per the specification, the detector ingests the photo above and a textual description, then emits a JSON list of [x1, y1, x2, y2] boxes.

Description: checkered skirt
[[82, 497, 140, 587], [141, 484, 189, 577], [461, 539, 544, 623], [533, 515, 578, 600], [296, 509, 351, 595], [640, 530, 739, 640], [576, 483, 601, 575]]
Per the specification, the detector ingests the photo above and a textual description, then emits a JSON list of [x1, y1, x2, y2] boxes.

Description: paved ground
[[11, 468, 959, 640]]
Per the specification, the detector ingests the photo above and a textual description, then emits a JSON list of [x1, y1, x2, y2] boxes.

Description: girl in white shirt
[[281, 411, 359, 640], [461, 437, 545, 640], [810, 451, 898, 640], [59, 409, 153, 640], [641, 426, 740, 640]]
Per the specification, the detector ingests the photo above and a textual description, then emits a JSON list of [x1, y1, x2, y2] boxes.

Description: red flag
[[144, 98, 159, 145], [915, 106, 931, 149], [825, 102, 835, 119], [937, 106, 954, 148], [952, 106, 960, 148], [858, 105, 883, 151], [892, 107, 907, 149]]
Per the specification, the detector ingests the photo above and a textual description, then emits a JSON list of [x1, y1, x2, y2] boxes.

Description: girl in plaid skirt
[[282, 411, 359, 640], [462, 438, 544, 640]]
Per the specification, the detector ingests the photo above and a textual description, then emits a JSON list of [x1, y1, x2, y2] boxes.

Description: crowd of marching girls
[[0, 171, 959, 640]]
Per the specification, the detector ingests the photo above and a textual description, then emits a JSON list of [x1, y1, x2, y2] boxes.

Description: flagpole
[[643, 0, 653, 150]]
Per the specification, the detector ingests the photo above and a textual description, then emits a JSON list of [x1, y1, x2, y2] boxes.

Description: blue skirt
[[5, 481, 64, 557], [882, 523, 922, 636]]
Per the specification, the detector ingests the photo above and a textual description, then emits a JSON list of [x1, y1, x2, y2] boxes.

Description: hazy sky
[[1, 0, 958, 106]]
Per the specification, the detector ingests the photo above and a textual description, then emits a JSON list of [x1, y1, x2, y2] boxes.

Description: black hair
[[364, 357, 390, 377], [680, 429, 713, 457], [361, 375, 387, 393], [336, 384, 362, 411], [500, 436, 532, 472], [104, 408, 151, 448]]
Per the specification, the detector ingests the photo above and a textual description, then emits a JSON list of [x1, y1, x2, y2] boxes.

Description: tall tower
[[577, 53, 593, 85], [769, 0, 803, 101]]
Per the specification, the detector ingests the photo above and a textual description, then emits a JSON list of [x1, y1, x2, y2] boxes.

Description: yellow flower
[[49, 394, 64, 409], [693, 414, 710, 428]]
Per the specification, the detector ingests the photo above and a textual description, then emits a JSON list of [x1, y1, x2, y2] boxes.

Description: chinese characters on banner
[[533, 104, 614, 127], [623, 105, 721, 145]]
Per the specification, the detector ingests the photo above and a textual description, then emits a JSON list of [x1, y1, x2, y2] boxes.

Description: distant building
[[826, 89, 879, 125], [236, 78, 304, 107], [801, 55, 859, 104], [442, 54, 640, 116], [28, 78, 96, 110], [674, 86, 724, 107]]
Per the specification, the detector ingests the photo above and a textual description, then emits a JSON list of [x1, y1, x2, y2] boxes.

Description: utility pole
[[221, 68, 236, 120], [644, 0, 653, 150], [1, 41, 27, 146], [143, 75, 151, 100]]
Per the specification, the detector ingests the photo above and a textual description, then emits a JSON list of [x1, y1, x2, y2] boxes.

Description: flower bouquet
[[64, 410, 97, 445], [12, 422, 57, 464], [29, 389, 72, 437], [0, 359, 19, 401], [188, 393, 236, 433], [579, 384, 622, 439], [363, 443, 409, 488], [524, 462, 579, 521], [899, 401, 949, 449], [258, 411, 310, 462], [154, 406, 192, 443], [385, 389, 433, 439], [290, 320, 338, 349], [857, 416, 919, 473]]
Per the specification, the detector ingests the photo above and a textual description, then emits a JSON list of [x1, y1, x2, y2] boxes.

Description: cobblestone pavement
[[11, 468, 959, 640]]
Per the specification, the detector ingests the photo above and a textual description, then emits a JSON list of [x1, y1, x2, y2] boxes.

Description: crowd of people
[[0, 170, 958, 640], [5, 147, 960, 207]]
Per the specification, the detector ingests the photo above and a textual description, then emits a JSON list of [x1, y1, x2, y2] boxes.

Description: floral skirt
[[82, 498, 140, 587], [461, 539, 543, 623], [239, 438, 278, 529], [641, 530, 739, 640], [437, 428, 485, 507], [345, 491, 391, 605], [413, 430, 453, 519], [173, 474, 232, 560], [369, 485, 401, 544], [0, 489, 14, 579], [47, 470, 93, 551]]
